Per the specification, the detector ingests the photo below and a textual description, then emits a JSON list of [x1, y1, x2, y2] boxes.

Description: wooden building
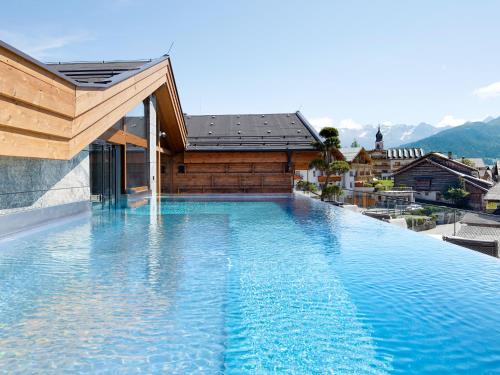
[[160, 113, 321, 193], [339, 147, 373, 188], [393, 152, 493, 210]]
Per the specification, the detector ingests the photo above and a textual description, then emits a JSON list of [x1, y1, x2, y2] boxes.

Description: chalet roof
[[394, 152, 477, 175], [46, 59, 166, 86], [485, 183, 500, 201], [339, 147, 363, 162], [1, 39, 170, 88], [454, 158, 486, 169], [393, 152, 493, 192], [386, 148, 425, 159], [0, 40, 187, 158], [185, 112, 321, 151], [456, 225, 500, 241]]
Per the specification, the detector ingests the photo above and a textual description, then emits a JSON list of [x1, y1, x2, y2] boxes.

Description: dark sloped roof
[[185, 111, 321, 151], [485, 183, 500, 201], [48, 60, 150, 84], [47, 58, 167, 86], [1, 38, 170, 88]]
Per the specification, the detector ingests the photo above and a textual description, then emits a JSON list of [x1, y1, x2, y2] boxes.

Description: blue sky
[[2, 0, 500, 130]]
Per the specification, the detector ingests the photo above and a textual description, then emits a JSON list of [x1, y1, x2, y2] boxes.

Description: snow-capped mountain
[[337, 122, 447, 149]]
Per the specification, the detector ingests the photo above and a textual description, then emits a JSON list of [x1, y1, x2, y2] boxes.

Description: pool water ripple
[[0, 196, 499, 373]]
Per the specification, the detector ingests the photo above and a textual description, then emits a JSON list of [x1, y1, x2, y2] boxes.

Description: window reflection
[[124, 101, 146, 138], [126, 144, 148, 189]]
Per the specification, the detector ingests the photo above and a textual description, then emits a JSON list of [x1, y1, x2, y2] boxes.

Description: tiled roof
[[185, 112, 321, 151], [485, 183, 500, 201], [457, 225, 500, 241]]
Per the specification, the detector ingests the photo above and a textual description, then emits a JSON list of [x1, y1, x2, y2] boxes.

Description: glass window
[[124, 101, 146, 138], [126, 144, 148, 189]]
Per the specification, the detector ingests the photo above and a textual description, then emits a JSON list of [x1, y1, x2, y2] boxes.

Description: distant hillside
[[338, 122, 444, 148], [402, 117, 500, 164]]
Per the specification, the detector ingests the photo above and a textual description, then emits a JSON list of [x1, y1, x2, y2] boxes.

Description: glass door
[[90, 142, 119, 207]]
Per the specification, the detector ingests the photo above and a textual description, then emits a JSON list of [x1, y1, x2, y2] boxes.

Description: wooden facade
[[393, 153, 492, 210], [160, 150, 319, 194], [0, 41, 186, 160]]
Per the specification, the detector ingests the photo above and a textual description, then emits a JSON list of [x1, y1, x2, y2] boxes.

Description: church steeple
[[375, 125, 384, 150]]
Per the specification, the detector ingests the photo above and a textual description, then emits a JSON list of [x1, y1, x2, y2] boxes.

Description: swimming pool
[[0, 196, 499, 373]]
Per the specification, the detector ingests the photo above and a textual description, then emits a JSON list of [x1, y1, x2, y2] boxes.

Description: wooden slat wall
[[162, 151, 318, 194], [395, 160, 462, 192]]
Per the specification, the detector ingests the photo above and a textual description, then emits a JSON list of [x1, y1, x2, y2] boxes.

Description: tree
[[296, 180, 317, 193], [310, 127, 350, 201], [351, 139, 360, 147], [322, 184, 344, 201], [443, 178, 470, 207], [461, 158, 475, 168]]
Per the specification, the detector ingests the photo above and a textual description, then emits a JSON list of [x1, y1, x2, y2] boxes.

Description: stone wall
[[0, 149, 90, 216]]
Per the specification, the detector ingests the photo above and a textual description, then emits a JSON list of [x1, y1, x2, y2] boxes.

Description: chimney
[[448, 151, 453, 159]]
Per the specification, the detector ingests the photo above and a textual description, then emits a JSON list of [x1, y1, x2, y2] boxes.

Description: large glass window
[[124, 101, 146, 138], [126, 144, 148, 189]]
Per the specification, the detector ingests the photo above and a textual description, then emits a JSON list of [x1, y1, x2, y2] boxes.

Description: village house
[[368, 126, 425, 179], [484, 183, 500, 214], [338, 147, 373, 189], [393, 152, 493, 210], [454, 157, 493, 182]]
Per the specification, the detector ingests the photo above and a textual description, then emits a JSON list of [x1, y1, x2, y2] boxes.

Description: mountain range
[[338, 122, 447, 149], [402, 117, 500, 164]]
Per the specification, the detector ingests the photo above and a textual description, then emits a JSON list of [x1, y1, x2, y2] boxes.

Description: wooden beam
[[155, 84, 187, 152], [100, 128, 148, 148]]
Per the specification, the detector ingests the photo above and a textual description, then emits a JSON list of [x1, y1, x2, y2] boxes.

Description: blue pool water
[[0, 196, 499, 374]]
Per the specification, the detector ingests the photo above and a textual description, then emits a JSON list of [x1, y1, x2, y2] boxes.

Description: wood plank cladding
[[184, 151, 288, 164], [0, 44, 186, 160], [0, 47, 75, 117], [165, 150, 318, 194]]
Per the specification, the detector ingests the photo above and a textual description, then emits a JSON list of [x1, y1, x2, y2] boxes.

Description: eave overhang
[[0, 41, 187, 159]]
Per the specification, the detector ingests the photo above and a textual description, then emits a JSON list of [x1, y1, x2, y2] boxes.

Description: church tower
[[375, 125, 384, 150]]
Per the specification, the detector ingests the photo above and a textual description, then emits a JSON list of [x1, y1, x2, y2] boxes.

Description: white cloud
[[310, 117, 364, 132], [381, 121, 393, 126], [436, 115, 466, 128], [309, 117, 334, 132], [0, 30, 92, 60], [473, 81, 500, 99], [338, 118, 363, 130]]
